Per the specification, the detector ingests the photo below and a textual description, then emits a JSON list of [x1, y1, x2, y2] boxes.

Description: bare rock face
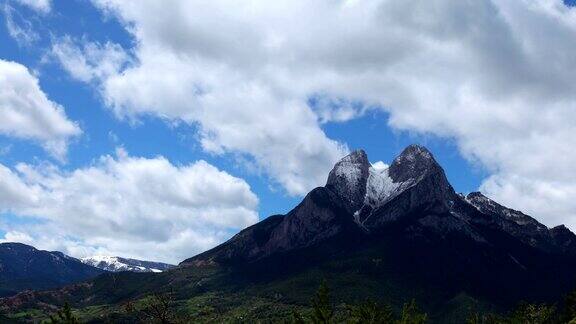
[[184, 215, 285, 266], [357, 145, 457, 230], [182, 187, 360, 267], [550, 225, 576, 256], [325, 150, 370, 214], [388, 144, 442, 183], [263, 187, 356, 255]]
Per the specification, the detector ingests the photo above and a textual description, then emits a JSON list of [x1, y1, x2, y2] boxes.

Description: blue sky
[[0, 0, 575, 263]]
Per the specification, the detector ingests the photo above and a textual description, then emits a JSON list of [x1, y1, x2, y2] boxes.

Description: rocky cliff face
[[355, 145, 457, 230], [325, 149, 370, 214]]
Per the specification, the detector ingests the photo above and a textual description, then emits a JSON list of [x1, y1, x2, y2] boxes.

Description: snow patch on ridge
[[352, 164, 413, 228], [333, 159, 363, 189], [466, 192, 547, 230], [81, 255, 169, 273], [364, 167, 399, 208], [397, 145, 433, 163]]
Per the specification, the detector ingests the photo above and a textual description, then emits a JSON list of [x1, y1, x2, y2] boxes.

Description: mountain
[[2, 145, 575, 322], [80, 256, 174, 273], [184, 145, 576, 268], [0, 243, 104, 297]]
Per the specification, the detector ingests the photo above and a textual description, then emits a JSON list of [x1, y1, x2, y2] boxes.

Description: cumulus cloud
[[0, 151, 259, 263], [52, 2, 349, 196], [51, 0, 576, 229], [0, 59, 81, 159], [0, 163, 40, 208]]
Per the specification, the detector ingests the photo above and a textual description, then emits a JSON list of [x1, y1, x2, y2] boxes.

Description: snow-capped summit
[[326, 149, 370, 214], [388, 144, 442, 183], [80, 256, 174, 273], [328, 145, 454, 229]]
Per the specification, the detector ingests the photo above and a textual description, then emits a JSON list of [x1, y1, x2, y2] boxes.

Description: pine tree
[[311, 280, 334, 324], [396, 299, 427, 324]]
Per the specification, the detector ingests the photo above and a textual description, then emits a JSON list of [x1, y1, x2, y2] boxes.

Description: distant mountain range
[[1, 145, 575, 322], [80, 256, 174, 273], [0, 243, 103, 297], [0, 243, 175, 297]]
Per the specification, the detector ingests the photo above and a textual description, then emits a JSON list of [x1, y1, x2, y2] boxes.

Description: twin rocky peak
[[326, 144, 452, 228], [183, 144, 576, 266]]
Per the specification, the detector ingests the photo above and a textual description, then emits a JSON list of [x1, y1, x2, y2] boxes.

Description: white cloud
[[50, 0, 576, 229], [0, 59, 81, 159], [51, 36, 130, 83], [0, 151, 259, 263], [14, 0, 51, 14], [371, 161, 389, 171], [52, 3, 349, 196], [0, 164, 40, 208], [3, 3, 39, 46], [310, 94, 368, 124]]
